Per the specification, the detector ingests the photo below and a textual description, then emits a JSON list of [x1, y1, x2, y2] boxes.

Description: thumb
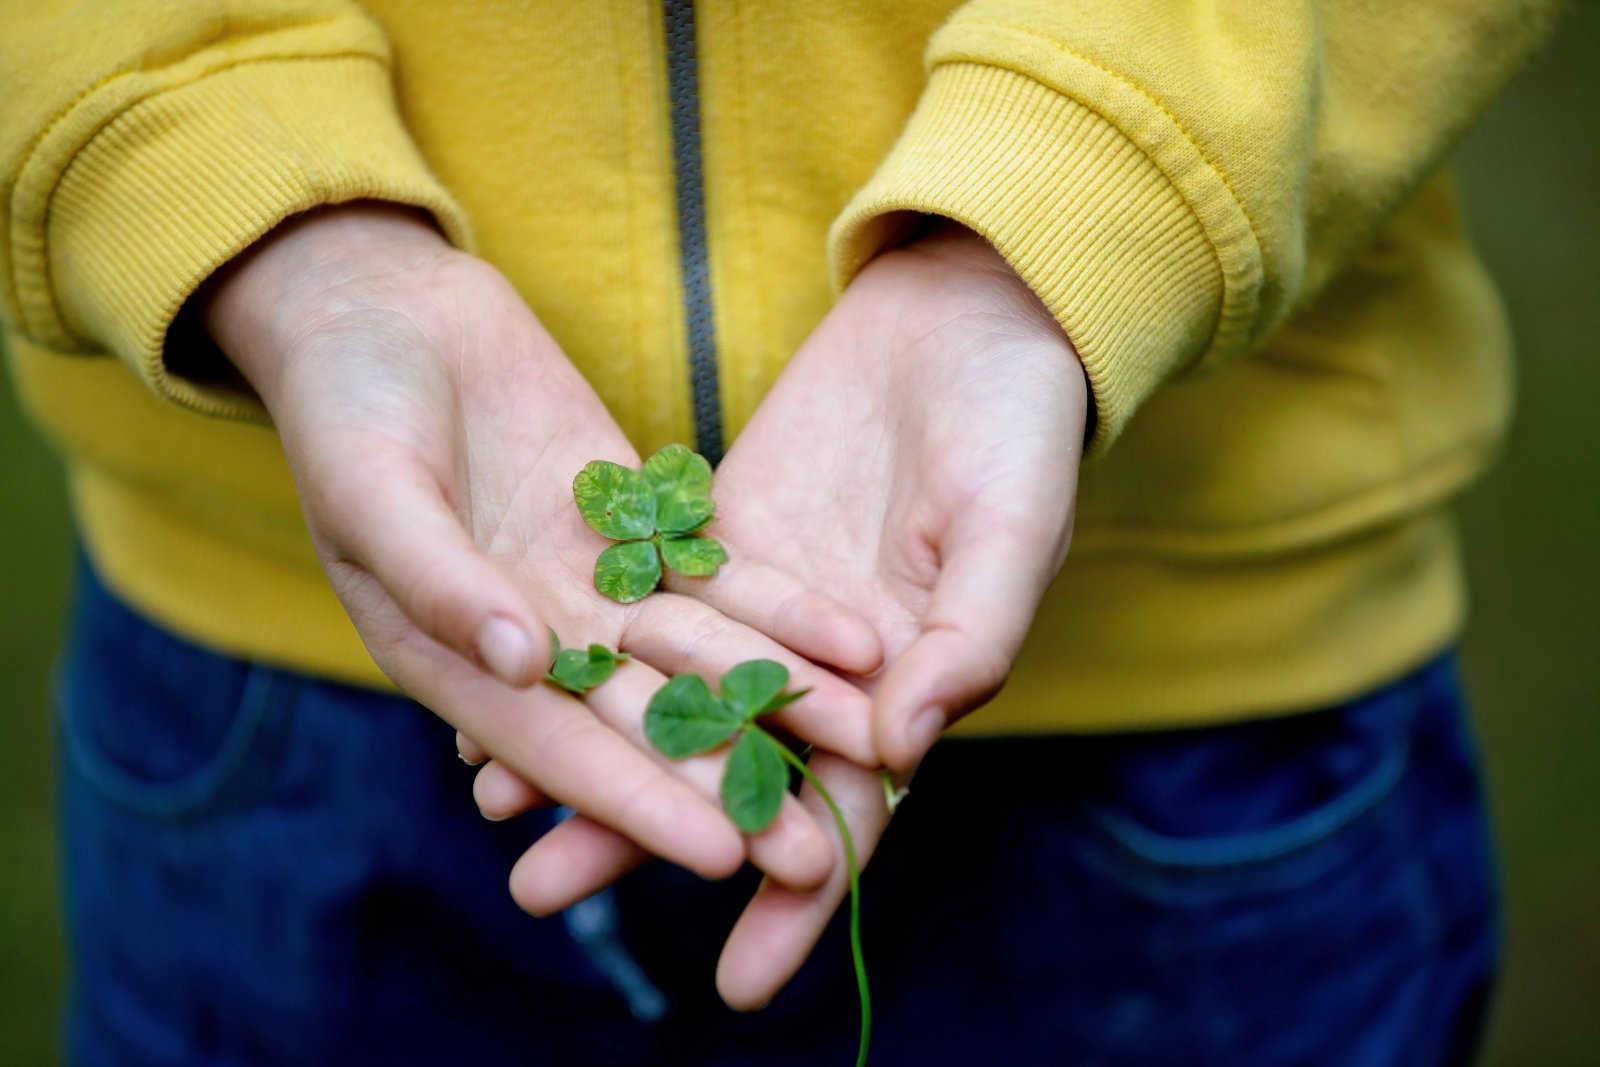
[[873, 511, 1068, 773]]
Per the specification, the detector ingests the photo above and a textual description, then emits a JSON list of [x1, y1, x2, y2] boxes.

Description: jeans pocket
[[1079, 675, 1424, 898], [54, 561, 299, 819]]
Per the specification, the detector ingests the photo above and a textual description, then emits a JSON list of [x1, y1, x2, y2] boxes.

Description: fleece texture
[[0, 0, 1556, 730]]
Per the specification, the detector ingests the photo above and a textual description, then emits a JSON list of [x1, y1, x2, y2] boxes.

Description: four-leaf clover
[[573, 444, 728, 603]]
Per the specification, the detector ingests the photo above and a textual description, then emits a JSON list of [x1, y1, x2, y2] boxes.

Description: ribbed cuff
[[830, 62, 1223, 455], [25, 55, 471, 420]]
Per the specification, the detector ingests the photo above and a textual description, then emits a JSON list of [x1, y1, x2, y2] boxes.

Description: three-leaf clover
[[644, 659, 872, 1066], [573, 444, 728, 603], [542, 631, 629, 695], [644, 660, 809, 832]]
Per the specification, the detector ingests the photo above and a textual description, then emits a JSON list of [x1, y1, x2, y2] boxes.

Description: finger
[[625, 594, 877, 767], [662, 554, 883, 676], [873, 516, 1064, 773], [315, 455, 549, 687], [583, 656, 836, 892], [509, 815, 649, 916], [473, 759, 549, 820], [355, 593, 745, 880], [715, 752, 891, 1011], [456, 730, 488, 766], [460, 644, 830, 885]]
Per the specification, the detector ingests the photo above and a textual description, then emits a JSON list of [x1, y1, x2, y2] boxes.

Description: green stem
[[764, 732, 870, 1067]]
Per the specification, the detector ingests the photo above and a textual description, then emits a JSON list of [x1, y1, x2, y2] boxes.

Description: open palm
[[496, 225, 1088, 1007]]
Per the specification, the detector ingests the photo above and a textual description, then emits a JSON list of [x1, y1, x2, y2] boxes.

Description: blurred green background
[[3, 13, 1597, 1066]]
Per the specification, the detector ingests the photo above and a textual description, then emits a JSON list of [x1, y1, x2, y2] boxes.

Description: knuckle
[[611, 768, 671, 832], [767, 584, 818, 639], [397, 552, 472, 644], [965, 643, 1013, 705], [794, 814, 836, 874], [301, 468, 366, 547], [670, 605, 729, 668], [928, 626, 1011, 709]]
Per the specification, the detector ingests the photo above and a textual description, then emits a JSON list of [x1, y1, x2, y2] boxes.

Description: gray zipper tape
[[663, 0, 725, 464]]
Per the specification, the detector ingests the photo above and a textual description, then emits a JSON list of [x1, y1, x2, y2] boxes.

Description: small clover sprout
[[574, 444, 728, 603], [542, 630, 629, 695], [881, 772, 909, 813], [644, 660, 871, 1067]]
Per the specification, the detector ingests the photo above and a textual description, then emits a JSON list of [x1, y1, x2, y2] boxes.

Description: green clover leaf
[[644, 674, 744, 758], [594, 540, 662, 603], [762, 687, 811, 713], [573, 460, 656, 540], [643, 444, 715, 534], [659, 534, 727, 577], [719, 659, 792, 720], [543, 631, 629, 695], [719, 729, 788, 834], [574, 446, 726, 603]]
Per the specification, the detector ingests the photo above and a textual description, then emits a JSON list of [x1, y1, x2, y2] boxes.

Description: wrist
[[881, 219, 1061, 339], [199, 201, 452, 400], [899, 217, 1094, 443]]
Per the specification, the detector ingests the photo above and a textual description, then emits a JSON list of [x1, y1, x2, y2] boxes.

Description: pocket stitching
[[1082, 686, 1420, 872], [1086, 737, 1411, 871], [59, 664, 283, 818]]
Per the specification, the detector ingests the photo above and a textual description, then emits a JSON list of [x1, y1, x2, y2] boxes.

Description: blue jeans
[[57, 557, 1501, 1065]]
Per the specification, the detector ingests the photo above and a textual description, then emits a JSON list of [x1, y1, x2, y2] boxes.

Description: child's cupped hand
[[486, 222, 1089, 1009], [200, 202, 885, 898]]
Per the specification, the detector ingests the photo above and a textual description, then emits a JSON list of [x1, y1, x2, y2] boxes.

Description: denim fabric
[[57, 557, 1500, 1066]]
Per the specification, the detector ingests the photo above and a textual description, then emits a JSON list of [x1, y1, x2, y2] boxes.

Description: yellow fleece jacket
[[0, 1, 1557, 732]]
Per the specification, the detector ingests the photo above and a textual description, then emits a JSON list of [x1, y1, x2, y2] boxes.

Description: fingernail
[[477, 616, 534, 686], [458, 750, 484, 767], [906, 706, 945, 764]]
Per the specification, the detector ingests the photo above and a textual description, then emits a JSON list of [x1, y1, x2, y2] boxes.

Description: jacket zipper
[[662, 0, 725, 464]]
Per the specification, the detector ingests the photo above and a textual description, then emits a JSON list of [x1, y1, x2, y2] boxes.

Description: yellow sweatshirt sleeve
[[0, 1, 470, 419], [830, 1, 1559, 454]]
